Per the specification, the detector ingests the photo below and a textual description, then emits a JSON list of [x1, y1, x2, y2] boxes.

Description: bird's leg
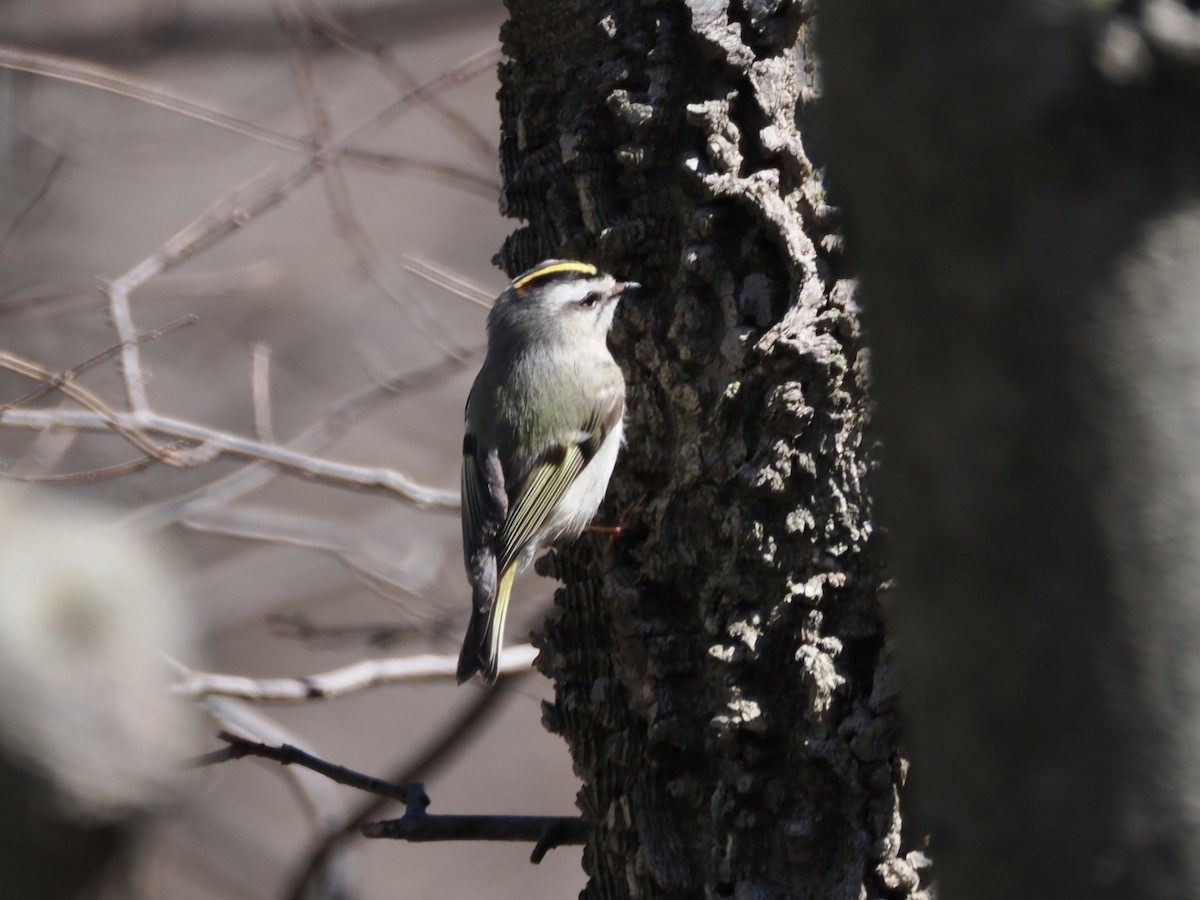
[[584, 524, 622, 537]]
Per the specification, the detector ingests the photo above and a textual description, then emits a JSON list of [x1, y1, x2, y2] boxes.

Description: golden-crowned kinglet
[[457, 260, 637, 684]]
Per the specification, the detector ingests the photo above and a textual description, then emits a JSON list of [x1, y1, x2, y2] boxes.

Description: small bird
[[457, 259, 635, 684]]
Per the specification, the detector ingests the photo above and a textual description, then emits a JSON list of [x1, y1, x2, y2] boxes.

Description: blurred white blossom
[[0, 487, 200, 821]]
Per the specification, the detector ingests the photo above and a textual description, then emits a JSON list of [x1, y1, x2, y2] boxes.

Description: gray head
[[488, 260, 638, 346]]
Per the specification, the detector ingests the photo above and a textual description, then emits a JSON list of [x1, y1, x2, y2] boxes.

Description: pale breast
[[542, 415, 624, 545]]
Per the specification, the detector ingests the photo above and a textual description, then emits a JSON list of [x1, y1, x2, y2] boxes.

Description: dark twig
[[362, 795, 587, 863], [281, 675, 524, 900], [202, 731, 425, 807], [203, 697, 588, 863]]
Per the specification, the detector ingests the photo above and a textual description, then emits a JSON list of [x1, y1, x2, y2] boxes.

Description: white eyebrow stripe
[[540, 277, 612, 307]]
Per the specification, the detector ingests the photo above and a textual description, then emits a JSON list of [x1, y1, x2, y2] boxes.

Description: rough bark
[[495, 1, 925, 897], [820, 2, 1200, 899]]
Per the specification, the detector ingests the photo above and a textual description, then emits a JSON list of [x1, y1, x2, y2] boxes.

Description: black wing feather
[[461, 433, 508, 612]]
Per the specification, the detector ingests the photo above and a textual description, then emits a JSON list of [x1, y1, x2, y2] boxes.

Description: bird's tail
[[456, 564, 517, 684]]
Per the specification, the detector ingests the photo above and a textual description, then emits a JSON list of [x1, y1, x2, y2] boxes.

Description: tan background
[[1, 1, 586, 897]]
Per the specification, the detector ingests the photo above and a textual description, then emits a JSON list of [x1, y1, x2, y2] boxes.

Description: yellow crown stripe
[[511, 260, 598, 291]]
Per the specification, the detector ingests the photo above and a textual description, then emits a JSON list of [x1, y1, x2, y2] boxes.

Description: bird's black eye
[[579, 292, 601, 308]]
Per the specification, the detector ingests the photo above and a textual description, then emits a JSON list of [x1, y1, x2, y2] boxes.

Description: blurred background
[[0, 1, 587, 897]]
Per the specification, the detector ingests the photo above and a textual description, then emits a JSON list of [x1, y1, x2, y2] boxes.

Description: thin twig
[[250, 343, 274, 443], [281, 674, 525, 900], [0, 152, 65, 260], [267, 613, 425, 651], [300, 0, 497, 166], [83, 41, 495, 417], [0, 282, 99, 322], [198, 698, 351, 825], [0, 45, 316, 155], [104, 279, 150, 413], [172, 645, 538, 702], [278, 3, 464, 355], [84, 41, 495, 418], [0, 314, 195, 412], [201, 731, 423, 806], [0, 403, 458, 508], [124, 346, 480, 530], [13, 454, 160, 484], [0, 44, 479, 179], [179, 504, 438, 605], [0, 349, 188, 465], [99, 163, 318, 413], [150, 261, 285, 298], [9, 424, 79, 478], [203, 728, 587, 860], [335, 43, 501, 160], [401, 255, 495, 309], [362, 807, 587, 862]]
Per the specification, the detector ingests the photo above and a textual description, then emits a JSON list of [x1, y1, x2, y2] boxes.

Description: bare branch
[[401, 255, 495, 309], [198, 698, 347, 826], [278, 3, 465, 355], [172, 644, 538, 702], [201, 730, 421, 806], [0, 44, 323, 155], [0, 3, 495, 63], [300, 0, 497, 166], [362, 806, 587, 863], [149, 261, 285, 298], [104, 281, 150, 413], [0, 349, 189, 465], [336, 43, 501, 154], [0, 404, 459, 508], [124, 346, 480, 529], [53, 37, 491, 419], [0, 43, 489, 184], [98, 163, 318, 414], [0, 282, 99, 322], [179, 504, 438, 604], [199, 728, 583, 865], [14, 454, 159, 484], [0, 152, 65, 260], [79, 39, 495, 417], [9, 424, 79, 477], [267, 613, 425, 651], [282, 674, 521, 899], [250, 343, 273, 443], [0, 314, 195, 413]]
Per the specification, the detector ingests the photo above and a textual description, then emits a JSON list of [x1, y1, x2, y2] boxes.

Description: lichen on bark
[[497, 1, 927, 896]]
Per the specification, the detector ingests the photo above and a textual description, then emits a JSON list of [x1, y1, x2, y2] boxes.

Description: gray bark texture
[[494, 1, 925, 898], [821, 2, 1200, 899]]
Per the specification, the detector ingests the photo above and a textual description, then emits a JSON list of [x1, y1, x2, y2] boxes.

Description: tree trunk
[[494, 2, 925, 897], [821, 3, 1200, 899]]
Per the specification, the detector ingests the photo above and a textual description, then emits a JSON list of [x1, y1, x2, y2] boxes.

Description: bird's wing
[[461, 429, 508, 608], [495, 383, 624, 574]]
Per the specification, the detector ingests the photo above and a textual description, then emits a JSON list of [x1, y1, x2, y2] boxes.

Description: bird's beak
[[618, 281, 640, 294]]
